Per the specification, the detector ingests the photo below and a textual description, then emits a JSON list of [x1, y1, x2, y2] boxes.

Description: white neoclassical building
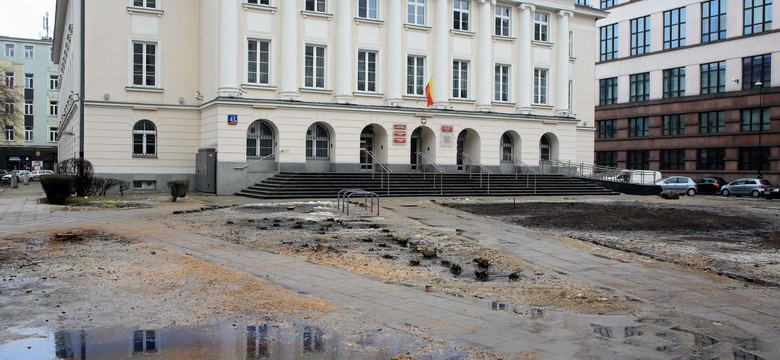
[[53, 0, 604, 195]]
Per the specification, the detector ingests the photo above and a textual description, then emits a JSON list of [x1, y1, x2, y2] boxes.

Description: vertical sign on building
[[441, 125, 453, 145], [393, 124, 407, 143]]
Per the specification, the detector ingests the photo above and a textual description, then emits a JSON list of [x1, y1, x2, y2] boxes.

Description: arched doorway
[[306, 122, 333, 172], [456, 128, 481, 172], [539, 133, 559, 164], [410, 126, 435, 172], [246, 120, 275, 159], [359, 124, 388, 171], [499, 131, 521, 174]]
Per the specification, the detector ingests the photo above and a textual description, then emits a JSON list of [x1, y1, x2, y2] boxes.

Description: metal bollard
[[11, 174, 18, 188]]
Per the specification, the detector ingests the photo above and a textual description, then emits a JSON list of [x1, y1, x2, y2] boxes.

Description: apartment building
[[594, 0, 779, 184]]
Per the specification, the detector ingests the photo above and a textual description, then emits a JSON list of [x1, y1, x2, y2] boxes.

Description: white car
[[1, 170, 32, 183], [656, 176, 697, 196], [29, 170, 55, 181]]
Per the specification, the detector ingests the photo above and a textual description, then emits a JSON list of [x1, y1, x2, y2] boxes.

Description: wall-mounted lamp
[[732, 78, 740, 83], [420, 118, 427, 124], [195, 91, 203, 100]]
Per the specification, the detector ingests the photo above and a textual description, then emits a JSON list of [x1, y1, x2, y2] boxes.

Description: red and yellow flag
[[424, 77, 433, 107]]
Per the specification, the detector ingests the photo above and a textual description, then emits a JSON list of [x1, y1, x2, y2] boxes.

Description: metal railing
[[362, 149, 393, 195], [460, 152, 493, 194], [504, 154, 538, 179], [416, 151, 446, 195], [547, 159, 663, 184], [234, 149, 283, 172]]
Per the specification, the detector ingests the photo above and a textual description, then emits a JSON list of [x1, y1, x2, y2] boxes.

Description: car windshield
[[760, 180, 773, 186]]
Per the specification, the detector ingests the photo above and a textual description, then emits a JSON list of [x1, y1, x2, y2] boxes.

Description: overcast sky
[[0, 0, 57, 40]]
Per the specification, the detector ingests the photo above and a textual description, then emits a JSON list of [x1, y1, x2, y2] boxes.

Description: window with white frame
[[406, 55, 425, 95], [305, 0, 326, 12], [132, 119, 157, 156], [453, 0, 470, 31], [247, 39, 270, 85], [306, 123, 330, 159], [4, 71, 14, 87], [49, 127, 58, 142], [407, 0, 425, 25], [247, 0, 271, 4], [49, 100, 58, 116], [304, 44, 326, 89], [494, 64, 510, 102], [24, 126, 33, 141], [4, 44, 13, 57], [4, 125, 15, 141], [358, 0, 378, 19], [24, 73, 33, 89], [24, 45, 33, 59], [357, 50, 377, 92], [452, 60, 469, 99], [132, 0, 157, 8], [4, 101, 14, 115], [132, 41, 157, 87], [246, 120, 274, 158], [24, 99, 33, 115], [49, 74, 59, 90], [495, 6, 510, 36], [533, 68, 548, 104], [534, 12, 549, 42]]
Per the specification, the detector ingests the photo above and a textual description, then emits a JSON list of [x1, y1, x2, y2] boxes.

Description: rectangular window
[[744, 0, 772, 35], [627, 150, 650, 170], [24, 73, 33, 89], [742, 54, 771, 89], [4, 126, 15, 141], [132, 41, 156, 87], [597, 119, 617, 139], [49, 74, 59, 90], [628, 117, 649, 137], [358, 0, 378, 19], [305, 0, 326, 12], [49, 127, 58, 142], [4, 101, 14, 115], [741, 108, 770, 132], [49, 100, 58, 116], [23, 45, 33, 59], [4, 71, 14, 87], [24, 126, 33, 142], [494, 64, 510, 102], [699, 111, 725, 133], [599, 77, 618, 105], [702, 0, 727, 42], [599, 24, 618, 61], [247, 39, 270, 85], [663, 67, 686, 98], [697, 148, 725, 170], [452, 60, 469, 99], [453, 0, 470, 31], [248, 0, 271, 4], [629, 72, 649, 102], [534, 12, 549, 42], [630, 16, 650, 55], [24, 99, 33, 115], [4, 44, 13, 57], [663, 114, 685, 136], [660, 149, 686, 170], [533, 68, 548, 104], [738, 147, 770, 171], [700, 61, 725, 94], [663, 7, 686, 49], [495, 6, 510, 36], [406, 55, 425, 95], [133, 0, 157, 8], [407, 0, 425, 25], [600, 0, 616, 9], [357, 50, 377, 92], [596, 151, 617, 167], [304, 44, 326, 89]]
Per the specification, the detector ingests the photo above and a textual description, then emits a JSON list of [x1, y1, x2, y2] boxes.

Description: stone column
[[516, 3, 534, 113], [555, 10, 573, 115], [334, 0, 354, 103], [279, 0, 300, 100], [476, 0, 495, 112], [218, 0, 239, 97], [433, 0, 449, 108], [385, 0, 403, 106]]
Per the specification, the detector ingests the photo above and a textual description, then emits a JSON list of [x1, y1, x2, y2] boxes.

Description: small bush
[[40, 175, 74, 205], [167, 179, 190, 202], [100, 178, 121, 196], [89, 177, 105, 196], [57, 158, 94, 197], [118, 180, 130, 196]]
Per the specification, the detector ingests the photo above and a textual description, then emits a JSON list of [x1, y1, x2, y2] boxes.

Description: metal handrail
[[234, 149, 283, 171], [362, 149, 393, 195], [504, 154, 538, 179], [461, 152, 492, 194], [416, 151, 445, 195], [547, 159, 663, 184]]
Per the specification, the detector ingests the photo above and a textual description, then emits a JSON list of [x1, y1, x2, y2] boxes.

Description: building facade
[[1, 36, 59, 171], [595, 0, 779, 184], [54, 0, 604, 195]]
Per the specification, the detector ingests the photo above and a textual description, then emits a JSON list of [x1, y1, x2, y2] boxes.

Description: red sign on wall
[[394, 131, 406, 137], [394, 124, 407, 130], [441, 125, 453, 133], [393, 138, 407, 143]]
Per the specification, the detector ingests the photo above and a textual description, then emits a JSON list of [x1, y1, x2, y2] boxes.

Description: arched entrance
[[306, 122, 334, 172], [246, 120, 276, 159], [500, 131, 521, 174], [359, 124, 388, 171], [410, 126, 435, 172], [456, 128, 481, 172], [539, 133, 559, 164]]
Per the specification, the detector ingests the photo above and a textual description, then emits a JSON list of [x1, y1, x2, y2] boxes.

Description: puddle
[[591, 324, 614, 338], [0, 321, 470, 360], [474, 299, 548, 320]]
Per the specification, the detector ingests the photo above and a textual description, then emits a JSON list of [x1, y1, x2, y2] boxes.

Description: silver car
[[721, 178, 773, 198], [656, 176, 697, 196]]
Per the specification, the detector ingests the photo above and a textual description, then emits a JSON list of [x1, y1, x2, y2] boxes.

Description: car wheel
[[722, 189, 730, 197], [751, 190, 761, 198], [687, 188, 696, 197]]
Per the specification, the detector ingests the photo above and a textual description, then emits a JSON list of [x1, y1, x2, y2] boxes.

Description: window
[[132, 330, 157, 354], [4, 71, 14, 87], [23, 45, 33, 59], [597, 119, 617, 139], [358, 0, 378, 19], [247, 39, 270, 85], [599, 77, 618, 105], [407, 0, 425, 25], [247, 0, 271, 4], [132, 42, 157, 87], [406, 55, 425, 95], [744, 0, 772, 35], [49, 127, 58, 142], [133, 180, 157, 190], [663, 7, 686, 49], [49, 74, 59, 90], [500, 133, 513, 162], [24, 99, 33, 115], [596, 151, 617, 167], [49, 100, 58, 116], [306, 0, 326, 12], [627, 150, 650, 169], [132, 120, 157, 156], [741, 108, 770, 132], [628, 117, 649, 137], [540, 135, 552, 162], [4, 101, 14, 115], [697, 148, 725, 170], [534, 12, 549, 42], [533, 68, 548, 104], [600, 0, 616, 9], [599, 24, 618, 61], [663, 67, 686, 98], [630, 16, 650, 55], [453, 0, 470, 31], [24, 73, 33, 89], [742, 54, 771, 89], [4, 125, 15, 141], [452, 60, 469, 99], [304, 44, 326, 89], [738, 147, 770, 171], [700, 61, 725, 94], [24, 126, 33, 141], [660, 149, 686, 170], [702, 0, 727, 42], [494, 64, 510, 102], [4, 44, 14, 57], [699, 111, 725, 133], [306, 123, 329, 159], [246, 120, 274, 158], [495, 6, 510, 36], [629, 72, 649, 102], [357, 50, 377, 92], [663, 115, 685, 136]]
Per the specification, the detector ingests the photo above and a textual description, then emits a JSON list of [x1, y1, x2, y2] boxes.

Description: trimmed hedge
[[40, 175, 75, 205], [167, 179, 190, 202]]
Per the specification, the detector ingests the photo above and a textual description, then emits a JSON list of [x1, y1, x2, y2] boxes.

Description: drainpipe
[[78, 0, 85, 192]]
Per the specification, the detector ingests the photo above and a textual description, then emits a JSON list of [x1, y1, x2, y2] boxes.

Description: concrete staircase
[[235, 172, 620, 199]]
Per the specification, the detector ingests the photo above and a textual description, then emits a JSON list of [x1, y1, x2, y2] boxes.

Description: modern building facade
[[54, 0, 604, 195], [1, 36, 59, 171], [594, 0, 779, 184]]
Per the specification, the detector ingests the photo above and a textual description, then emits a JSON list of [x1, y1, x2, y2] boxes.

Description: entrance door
[[410, 129, 421, 171], [359, 133, 374, 171], [456, 132, 465, 172]]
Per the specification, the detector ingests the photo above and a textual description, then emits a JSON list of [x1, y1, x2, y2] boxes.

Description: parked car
[[605, 170, 663, 184], [721, 178, 773, 198], [656, 176, 698, 196], [1, 170, 32, 183], [694, 177, 728, 195], [764, 185, 780, 200], [29, 170, 55, 181]]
